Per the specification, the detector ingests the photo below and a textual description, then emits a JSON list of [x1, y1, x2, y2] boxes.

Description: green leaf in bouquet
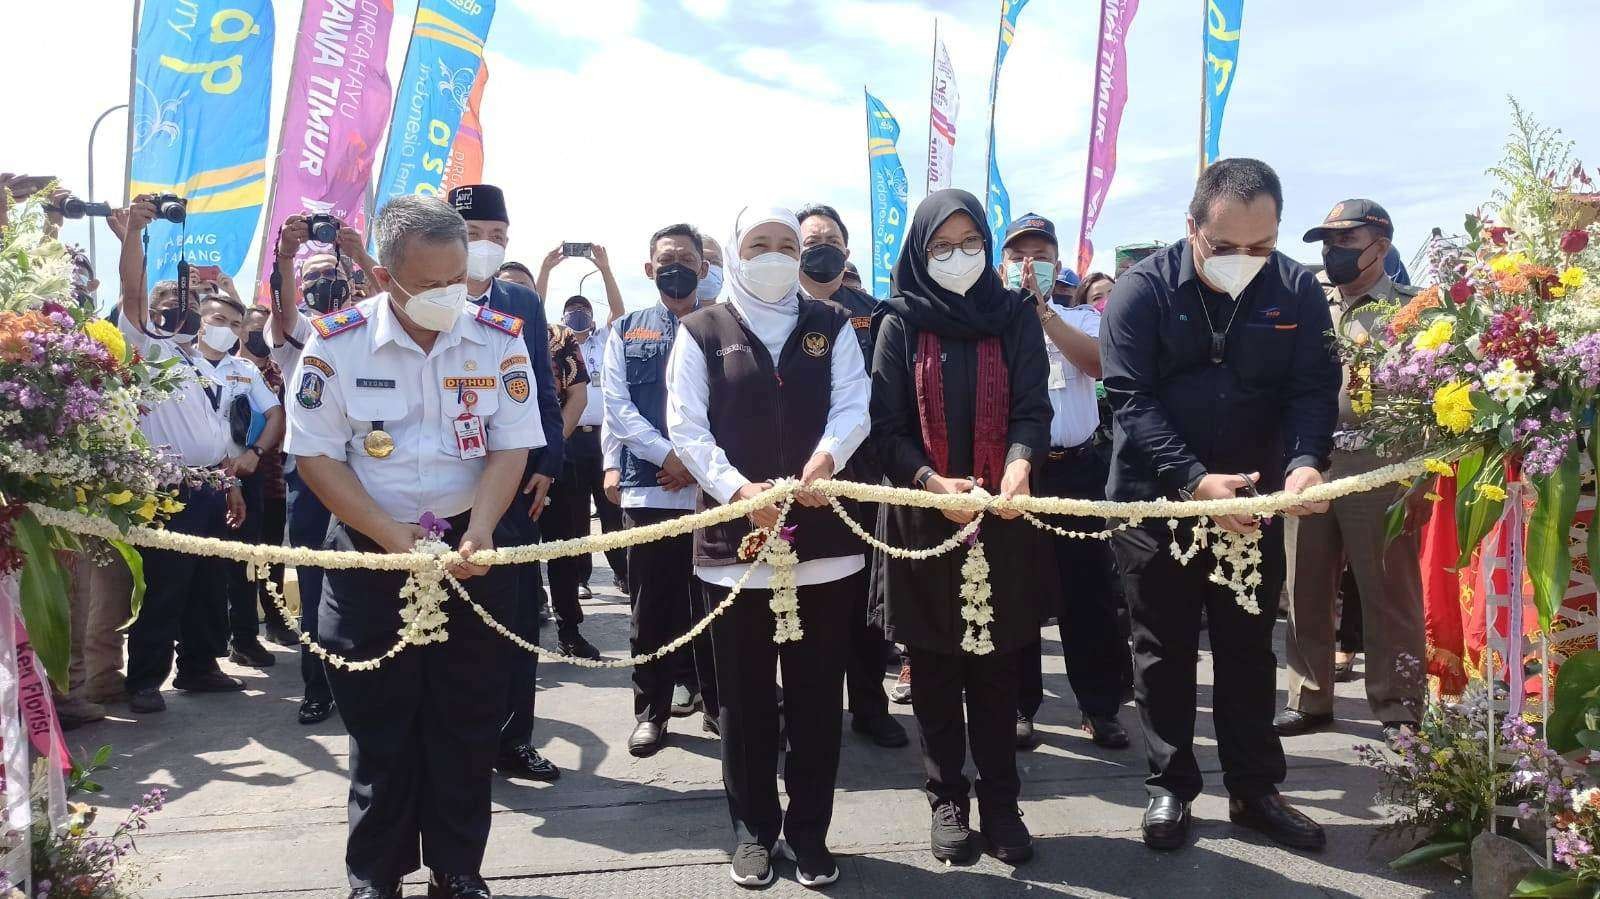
[[13, 511, 71, 690], [1529, 450, 1582, 631], [1578, 729, 1600, 751], [1547, 649, 1600, 752], [107, 539, 146, 627], [1512, 866, 1590, 898], [1389, 839, 1468, 870], [1454, 448, 1506, 570]]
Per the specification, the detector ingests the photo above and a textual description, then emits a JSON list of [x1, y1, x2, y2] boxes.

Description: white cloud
[[734, 47, 845, 100], [508, 0, 641, 40], [680, 0, 730, 23]]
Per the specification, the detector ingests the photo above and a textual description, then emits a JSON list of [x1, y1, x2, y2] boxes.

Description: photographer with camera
[[114, 194, 254, 714], [266, 213, 374, 725]]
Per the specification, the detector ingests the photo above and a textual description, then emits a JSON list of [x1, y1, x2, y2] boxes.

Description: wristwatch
[[1177, 472, 1206, 502], [244, 445, 263, 459], [914, 467, 935, 490]]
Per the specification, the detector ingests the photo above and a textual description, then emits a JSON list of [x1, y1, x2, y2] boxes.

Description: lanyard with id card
[[454, 385, 487, 460]]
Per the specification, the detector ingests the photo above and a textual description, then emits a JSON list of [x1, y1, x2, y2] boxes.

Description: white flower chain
[[765, 532, 803, 644], [958, 534, 996, 655], [824, 494, 983, 558]]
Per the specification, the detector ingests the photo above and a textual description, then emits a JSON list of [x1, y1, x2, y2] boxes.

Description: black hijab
[[884, 188, 1030, 340]]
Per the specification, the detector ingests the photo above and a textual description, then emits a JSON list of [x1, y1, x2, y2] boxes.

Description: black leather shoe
[[1015, 716, 1039, 750], [1273, 707, 1334, 737], [428, 872, 490, 899], [129, 688, 166, 714], [498, 744, 560, 781], [1229, 794, 1326, 851], [557, 635, 602, 661], [229, 638, 277, 667], [930, 800, 975, 862], [981, 807, 1033, 864], [851, 713, 909, 748], [1084, 713, 1131, 749], [265, 623, 300, 647], [629, 721, 666, 757], [577, 582, 593, 600], [298, 698, 335, 725], [1142, 796, 1191, 851], [172, 671, 246, 693], [348, 884, 400, 899]]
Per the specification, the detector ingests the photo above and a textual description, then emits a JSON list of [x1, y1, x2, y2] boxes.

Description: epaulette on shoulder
[[1393, 282, 1422, 298], [475, 305, 524, 337], [310, 307, 367, 339]]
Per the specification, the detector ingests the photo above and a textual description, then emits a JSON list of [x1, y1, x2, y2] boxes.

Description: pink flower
[[1488, 226, 1512, 246], [1562, 229, 1591, 254]]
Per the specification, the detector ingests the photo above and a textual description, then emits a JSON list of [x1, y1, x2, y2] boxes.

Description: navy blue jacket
[[612, 304, 680, 490]]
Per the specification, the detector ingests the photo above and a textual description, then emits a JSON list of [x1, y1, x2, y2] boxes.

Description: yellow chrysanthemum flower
[[1476, 483, 1508, 503], [74, 487, 87, 506], [1412, 318, 1454, 351], [105, 490, 134, 505], [1560, 266, 1589, 289], [136, 500, 158, 521], [1552, 286, 1568, 298], [1424, 459, 1454, 477], [1432, 381, 1476, 434], [83, 318, 127, 364], [160, 496, 184, 514], [1488, 252, 1531, 275]]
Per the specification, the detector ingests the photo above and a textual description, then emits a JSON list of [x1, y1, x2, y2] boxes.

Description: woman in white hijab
[[666, 206, 872, 890]]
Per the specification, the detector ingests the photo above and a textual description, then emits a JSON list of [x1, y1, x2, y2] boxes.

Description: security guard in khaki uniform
[[286, 196, 545, 899], [1276, 199, 1425, 743]]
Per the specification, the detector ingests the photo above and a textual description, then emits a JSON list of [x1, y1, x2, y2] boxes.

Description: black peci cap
[[447, 184, 509, 224], [1302, 198, 1393, 242]]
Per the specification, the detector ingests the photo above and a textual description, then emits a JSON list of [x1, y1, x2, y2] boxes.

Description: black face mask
[[562, 309, 594, 333], [243, 329, 271, 358], [654, 263, 699, 300], [800, 244, 848, 284], [156, 302, 202, 338], [1321, 243, 1375, 286], [305, 277, 349, 314]]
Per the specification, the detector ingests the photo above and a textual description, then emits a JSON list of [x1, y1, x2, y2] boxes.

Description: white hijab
[[726, 206, 802, 359]]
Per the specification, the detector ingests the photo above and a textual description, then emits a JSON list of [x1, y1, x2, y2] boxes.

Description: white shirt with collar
[[664, 305, 870, 589], [602, 312, 696, 512], [192, 351, 282, 456], [284, 294, 546, 523], [118, 316, 230, 468], [1045, 303, 1102, 449], [269, 313, 314, 373], [576, 324, 609, 428]]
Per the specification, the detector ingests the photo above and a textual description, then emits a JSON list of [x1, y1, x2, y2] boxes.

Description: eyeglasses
[[927, 235, 985, 261], [1196, 229, 1275, 257]]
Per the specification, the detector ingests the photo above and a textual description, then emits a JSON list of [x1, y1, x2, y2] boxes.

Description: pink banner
[[12, 617, 69, 774], [256, 0, 398, 302], [1076, 0, 1139, 276]]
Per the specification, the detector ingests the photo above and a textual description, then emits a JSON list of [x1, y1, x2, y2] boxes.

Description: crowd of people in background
[[6, 152, 1436, 896]]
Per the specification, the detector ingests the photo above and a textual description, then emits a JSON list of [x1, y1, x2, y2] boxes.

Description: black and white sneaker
[[780, 841, 839, 889], [729, 842, 774, 888]]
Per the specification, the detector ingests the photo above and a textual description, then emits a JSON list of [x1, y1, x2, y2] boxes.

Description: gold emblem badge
[[364, 429, 396, 459], [802, 332, 828, 358], [464, 360, 478, 372]]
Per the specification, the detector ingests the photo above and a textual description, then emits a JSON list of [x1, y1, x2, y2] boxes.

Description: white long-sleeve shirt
[[601, 322, 696, 511], [666, 314, 870, 588]]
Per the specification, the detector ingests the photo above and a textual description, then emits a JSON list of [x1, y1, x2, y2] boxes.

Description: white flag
[[927, 34, 960, 192]]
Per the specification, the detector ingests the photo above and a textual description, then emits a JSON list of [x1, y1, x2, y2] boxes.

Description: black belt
[[575, 425, 599, 433], [1046, 440, 1096, 463]]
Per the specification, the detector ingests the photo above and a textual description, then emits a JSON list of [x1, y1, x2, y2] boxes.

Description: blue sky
[[4, 0, 1596, 311]]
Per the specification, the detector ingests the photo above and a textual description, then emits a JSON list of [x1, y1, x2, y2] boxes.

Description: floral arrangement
[[22, 748, 166, 898], [1341, 100, 1600, 629], [0, 191, 217, 686]]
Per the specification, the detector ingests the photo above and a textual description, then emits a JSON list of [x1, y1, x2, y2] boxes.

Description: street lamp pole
[[87, 103, 129, 265]]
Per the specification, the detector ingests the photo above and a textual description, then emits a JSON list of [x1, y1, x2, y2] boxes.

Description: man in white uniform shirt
[[286, 196, 544, 899], [115, 196, 252, 715], [999, 214, 1134, 753]]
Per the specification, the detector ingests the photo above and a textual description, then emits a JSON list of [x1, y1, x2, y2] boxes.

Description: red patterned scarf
[[914, 330, 1010, 486]]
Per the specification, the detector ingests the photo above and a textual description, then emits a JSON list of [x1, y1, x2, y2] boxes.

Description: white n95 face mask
[[400, 283, 469, 331], [739, 253, 800, 304], [466, 240, 507, 281], [1201, 253, 1269, 300], [928, 247, 987, 296], [200, 322, 237, 353]]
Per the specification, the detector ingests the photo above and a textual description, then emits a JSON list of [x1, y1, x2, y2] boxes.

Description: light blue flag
[[984, 0, 1029, 264], [1203, 0, 1244, 165], [865, 90, 909, 300], [129, 0, 275, 282], [374, 0, 497, 207]]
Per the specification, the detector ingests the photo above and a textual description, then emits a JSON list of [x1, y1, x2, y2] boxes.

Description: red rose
[[1488, 226, 1511, 246], [1449, 279, 1473, 302], [1562, 229, 1591, 254]]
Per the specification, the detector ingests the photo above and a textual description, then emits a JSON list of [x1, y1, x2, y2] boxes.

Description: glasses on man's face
[[303, 268, 341, 283], [927, 235, 985, 261]]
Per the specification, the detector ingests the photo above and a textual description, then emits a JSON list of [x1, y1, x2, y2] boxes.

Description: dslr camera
[[147, 194, 187, 224], [306, 213, 342, 244], [46, 196, 114, 219]]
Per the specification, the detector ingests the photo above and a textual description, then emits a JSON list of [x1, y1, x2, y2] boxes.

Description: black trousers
[[908, 644, 1023, 816], [321, 519, 515, 888], [568, 427, 626, 585], [499, 558, 542, 751], [708, 572, 854, 853], [257, 484, 290, 633], [543, 458, 588, 642], [624, 508, 716, 724], [1112, 519, 1287, 803], [1020, 451, 1133, 720], [287, 468, 334, 705], [127, 485, 229, 693], [844, 502, 889, 722], [224, 469, 266, 643]]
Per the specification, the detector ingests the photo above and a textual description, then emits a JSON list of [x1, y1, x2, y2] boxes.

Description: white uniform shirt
[[269, 313, 313, 373], [575, 324, 609, 428], [284, 295, 546, 523], [665, 314, 870, 589], [192, 351, 281, 456], [1045, 304, 1102, 449], [118, 316, 230, 468], [602, 321, 696, 512]]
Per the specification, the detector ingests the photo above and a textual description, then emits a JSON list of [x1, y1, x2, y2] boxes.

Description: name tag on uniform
[[454, 413, 487, 460], [1048, 357, 1069, 390]]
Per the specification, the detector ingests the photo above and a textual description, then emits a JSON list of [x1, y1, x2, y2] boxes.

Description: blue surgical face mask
[[697, 263, 724, 301], [1003, 260, 1058, 300]]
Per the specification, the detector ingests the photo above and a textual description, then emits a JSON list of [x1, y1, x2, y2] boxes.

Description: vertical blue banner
[[1203, 0, 1244, 165], [866, 90, 909, 301], [373, 0, 497, 207], [984, 0, 1029, 264], [129, 0, 275, 282]]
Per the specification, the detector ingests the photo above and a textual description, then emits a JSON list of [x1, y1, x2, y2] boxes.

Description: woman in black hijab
[[871, 189, 1055, 865]]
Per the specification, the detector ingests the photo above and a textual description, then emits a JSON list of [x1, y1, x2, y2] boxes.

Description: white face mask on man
[[466, 240, 507, 281], [1194, 230, 1271, 299], [394, 281, 469, 331], [928, 247, 987, 296], [199, 322, 238, 353]]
